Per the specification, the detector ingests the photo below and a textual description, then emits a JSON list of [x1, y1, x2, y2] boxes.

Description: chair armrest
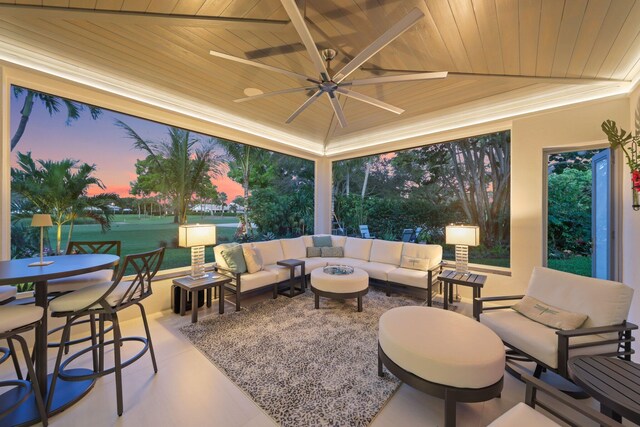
[[473, 294, 524, 320], [213, 264, 241, 282], [522, 374, 623, 427], [556, 321, 638, 338]]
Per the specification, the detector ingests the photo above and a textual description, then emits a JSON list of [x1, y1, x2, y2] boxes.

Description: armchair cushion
[[388, 268, 430, 289], [526, 267, 634, 329], [343, 237, 373, 261], [242, 245, 263, 274], [479, 309, 617, 369], [400, 256, 429, 271], [512, 295, 587, 330], [401, 243, 442, 269], [369, 240, 403, 265]]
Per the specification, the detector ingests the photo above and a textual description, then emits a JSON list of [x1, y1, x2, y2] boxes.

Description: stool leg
[[90, 314, 98, 372], [98, 314, 105, 373], [7, 339, 22, 380], [15, 335, 47, 427], [138, 303, 158, 374], [112, 313, 124, 416], [48, 318, 73, 411]]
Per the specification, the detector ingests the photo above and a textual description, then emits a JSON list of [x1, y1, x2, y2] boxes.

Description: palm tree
[[118, 121, 223, 224], [11, 87, 102, 151], [217, 140, 254, 234], [11, 152, 116, 254]]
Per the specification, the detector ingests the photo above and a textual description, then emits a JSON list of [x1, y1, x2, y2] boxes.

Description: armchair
[[359, 225, 375, 239], [474, 267, 637, 381]]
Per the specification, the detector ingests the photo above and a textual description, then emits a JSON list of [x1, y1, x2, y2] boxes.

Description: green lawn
[[547, 256, 591, 277], [46, 215, 240, 272]]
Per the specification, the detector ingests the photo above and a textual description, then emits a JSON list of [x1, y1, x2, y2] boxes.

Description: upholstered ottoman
[[310, 266, 369, 312], [378, 306, 505, 427]]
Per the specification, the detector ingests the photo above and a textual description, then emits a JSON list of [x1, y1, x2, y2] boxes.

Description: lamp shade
[[31, 214, 53, 227], [445, 225, 480, 246], [178, 224, 216, 248]]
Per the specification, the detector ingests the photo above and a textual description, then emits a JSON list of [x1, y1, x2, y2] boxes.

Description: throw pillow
[[312, 235, 332, 248], [221, 244, 247, 274], [306, 247, 322, 258], [512, 295, 588, 330], [243, 246, 263, 274], [400, 255, 429, 271], [321, 246, 344, 257]]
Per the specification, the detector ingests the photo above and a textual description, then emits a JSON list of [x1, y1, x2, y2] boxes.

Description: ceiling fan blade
[[280, 0, 330, 81], [209, 50, 313, 82], [286, 90, 323, 123], [344, 72, 448, 87], [244, 43, 305, 59], [336, 88, 404, 114], [326, 92, 348, 128], [333, 7, 424, 83], [234, 86, 318, 103]]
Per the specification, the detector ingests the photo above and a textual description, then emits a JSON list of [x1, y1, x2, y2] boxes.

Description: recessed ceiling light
[[244, 87, 264, 97]]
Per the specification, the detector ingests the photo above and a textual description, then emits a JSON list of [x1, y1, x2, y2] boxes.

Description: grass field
[[548, 256, 591, 277], [45, 215, 240, 272]]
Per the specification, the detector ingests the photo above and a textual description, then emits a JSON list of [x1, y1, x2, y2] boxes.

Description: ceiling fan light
[[243, 87, 264, 97]]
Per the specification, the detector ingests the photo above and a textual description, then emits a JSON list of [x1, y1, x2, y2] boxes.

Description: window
[[332, 131, 511, 267], [9, 86, 314, 271]]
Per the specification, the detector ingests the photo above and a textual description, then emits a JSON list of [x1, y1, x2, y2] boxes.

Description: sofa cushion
[[306, 247, 322, 257], [401, 243, 443, 269], [400, 256, 429, 271], [343, 237, 373, 261], [263, 264, 294, 282], [480, 309, 617, 369], [214, 243, 240, 270], [525, 267, 634, 328], [300, 257, 327, 273], [331, 235, 347, 247], [242, 245, 263, 274], [237, 270, 279, 292], [321, 246, 343, 257], [387, 268, 430, 289], [312, 235, 332, 248], [360, 262, 396, 281], [323, 257, 366, 268], [280, 237, 306, 259], [369, 240, 403, 265], [252, 240, 285, 266], [512, 295, 587, 330], [220, 244, 247, 274]]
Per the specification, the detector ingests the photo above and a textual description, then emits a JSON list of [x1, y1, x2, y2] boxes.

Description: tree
[[11, 152, 116, 254], [11, 87, 101, 151], [118, 121, 223, 224], [217, 140, 255, 234]]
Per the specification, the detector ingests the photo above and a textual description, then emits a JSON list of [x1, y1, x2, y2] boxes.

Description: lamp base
[[28, 261, 54, 267], [190, 245, 206, 280], [188, 273, 209, 281]]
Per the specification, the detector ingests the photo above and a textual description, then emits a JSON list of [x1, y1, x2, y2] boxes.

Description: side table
[[276, 259, 305, 297], [434, 270, 487, 310], [172, 274, 232, 323]]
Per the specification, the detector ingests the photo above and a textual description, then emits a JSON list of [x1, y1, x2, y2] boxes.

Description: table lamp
[[445, 224, 480, 275], [29, 214, 54, 267], [178, 224, 216, 279]]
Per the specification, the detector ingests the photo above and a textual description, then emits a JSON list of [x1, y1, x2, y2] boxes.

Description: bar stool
[[0, 305, 48, 426], [47, 241, 121, 353], [0, 286, 21, 378], [48, 247, 164, 416]]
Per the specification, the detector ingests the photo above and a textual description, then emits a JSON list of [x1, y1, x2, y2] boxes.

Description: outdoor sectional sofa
[[213, 235, 443, 311]]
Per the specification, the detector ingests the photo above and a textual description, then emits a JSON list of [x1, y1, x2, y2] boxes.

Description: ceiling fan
[[208, 1, 447, 128]]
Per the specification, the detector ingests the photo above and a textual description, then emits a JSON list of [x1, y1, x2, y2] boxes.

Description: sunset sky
[[10, 88, 243, 201]]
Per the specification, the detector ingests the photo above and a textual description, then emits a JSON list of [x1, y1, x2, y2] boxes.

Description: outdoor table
[[0, 253, 119, 426]]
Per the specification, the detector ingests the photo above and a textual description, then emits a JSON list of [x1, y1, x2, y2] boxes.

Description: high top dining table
[[0, 254, 119, 426]]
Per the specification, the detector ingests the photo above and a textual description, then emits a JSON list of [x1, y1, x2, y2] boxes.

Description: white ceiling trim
[[324, 82, 632, 156], [0, 40, 326, 156]]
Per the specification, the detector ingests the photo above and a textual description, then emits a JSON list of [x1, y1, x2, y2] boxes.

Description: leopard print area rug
[[180, 288, 424, 427]]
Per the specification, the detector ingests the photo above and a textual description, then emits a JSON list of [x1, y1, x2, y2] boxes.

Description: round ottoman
[[310, 266, 369, 312], [378, 306, 505, 427]]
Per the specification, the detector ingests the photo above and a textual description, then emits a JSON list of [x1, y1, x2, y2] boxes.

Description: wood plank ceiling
[[0, 0, 639, 154]]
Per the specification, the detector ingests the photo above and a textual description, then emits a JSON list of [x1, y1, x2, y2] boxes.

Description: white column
[[314, 157, 332, 234], [0, 65, 10, 260]]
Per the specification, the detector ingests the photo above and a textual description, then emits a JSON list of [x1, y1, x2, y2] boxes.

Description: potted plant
[[601, 120, 640, 210]]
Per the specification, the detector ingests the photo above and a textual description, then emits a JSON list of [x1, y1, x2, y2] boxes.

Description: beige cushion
[[302, 235, 346, 248], [280, 237, 306, 259], [400, 256, 429, 271], [401, 243, 443, 269], [388, 268, 430, 289], [262, 264, 292, 282], [359, 262, 396, 281], [252, 240, 285, 266], [48, 269, 114, 293], [480, 309, 617, 369], [0, 285, 17, 302], [306, 247, 322, 258], [242, 245, 263, 274], [324, 257, 366, 268], [237, 270, 278, 292], [321, 246, 343, 257], [49, 280, 135, 313], [369, 240, 403, 265], [214, 243, 239, 270], [0, 306, 44, 333], [343, 237, 373, 261], [512, 295, 587, 330], [379, 306, 504, 389], [526, 267, 633, 328], [310, 267, 368, 293], [488, 403, 560, 427], [300, 257, 327, 273], [331, 235, 347, 247]]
